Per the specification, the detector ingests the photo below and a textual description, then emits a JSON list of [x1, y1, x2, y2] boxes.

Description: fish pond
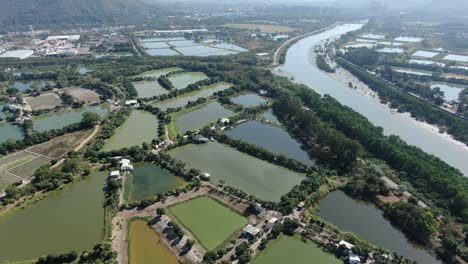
[[0, 123, 24, 144], [102, 110, 158, 152], [168, 72, 208, 90], [231, 94, 268, 108], [253, 234, 340, 264], [133, 67, 181, 78], [129, 220, 179, 264], [168, 142, 304, 201], [175, 102, 234, 134], [152, 82, 231, 111], [318, 191, 442, 264], [125, 163, 187, 201], [168, 196, 247, 250], [226, 121, 314, 166], [431, 82, 465, 101], [132, 80, 168, 99], [32, 104, 109, 132], [9, 80, 52, 92], [0, 171, 106, 263], [261, 109, 280, 124]]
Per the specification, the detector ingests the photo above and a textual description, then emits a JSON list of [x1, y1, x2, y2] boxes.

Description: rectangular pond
[[377, 48, 405, 54], [443, 54, 468, 63], [394, 68, 432, 76], [168, 72, 208, 90], [318, 191, 442, 264], [102, 110, 158, 152], [146, 48, 180, 56], [129, 220, 179, 264], [168, 196, 247, 250], [361, 34, 385, 39], [168, 142, 304, 201], [226, 121, 314, 166], [32, 105, 109, 132], [231, 94, 268, 108], [175, 102, 234, 134], [125, 163, 187, 201], [132, 80, 169, 99], [409, 59, 445, 67], [133, 67, 181, 78], [253, 234, 340, 264], [153, 82, 232, 111], [412, 50, 439, 58], [0, 171, 106, 263], [394, 37, 423, 42]]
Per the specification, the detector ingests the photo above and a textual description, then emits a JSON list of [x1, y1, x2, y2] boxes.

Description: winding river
[[274, 23, 468, 176]]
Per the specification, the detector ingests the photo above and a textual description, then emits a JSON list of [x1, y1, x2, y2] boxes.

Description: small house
[[347, 253, 361, 264], [220, 118, 230, 124], [124, 100, 139, 107], [109, 170, 121, 180], [193, 134, 209, 144], [266, 217, 278, 229], [242, 224, 261, 238], [339, 240, 354, 251]]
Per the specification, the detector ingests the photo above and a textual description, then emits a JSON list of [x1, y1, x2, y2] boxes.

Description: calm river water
[[275, 23, 468, 176]]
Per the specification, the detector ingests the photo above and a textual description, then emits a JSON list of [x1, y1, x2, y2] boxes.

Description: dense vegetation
[[316, 55, 335, 73], [276, 76, 468, 222], [337, 58, 468, 145]]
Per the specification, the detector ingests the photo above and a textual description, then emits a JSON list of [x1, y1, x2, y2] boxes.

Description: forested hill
[[0, 0, 158, 29]]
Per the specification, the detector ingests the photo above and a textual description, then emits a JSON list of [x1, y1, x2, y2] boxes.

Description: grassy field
[[28, 129, 93, 159], [24, 93, 62, 111], [224, 23, 298, 33], [253, 235, 341, 264], [63, 88, 101, 104], [168, 196, 247, 250]]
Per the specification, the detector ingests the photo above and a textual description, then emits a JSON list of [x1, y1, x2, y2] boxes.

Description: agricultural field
[[28, 129, 94, 159], [24, 93, 62, 110], [0, 151, 51, 189], [168, 196, 247, 250], [168, 142, 304, 201], [223, 23, 298, 33], [63, 87, 101, 104], [253, 235, 341, 264]]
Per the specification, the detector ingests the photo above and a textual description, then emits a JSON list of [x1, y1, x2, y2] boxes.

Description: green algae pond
[[129, 220, 179, 264], [102, 110, 158, 152], [226, 120, 314, 166], [253, 235, 341, 264], [124, 163, 187, 201], [0, 171, 106, 263], [32, 105, 109, 132], [175, 102, 234, 134], [168, 142, 304, 201], [168, 196, 247, 250], [168, 72, 208, 90], [152, 82, 232, 111]]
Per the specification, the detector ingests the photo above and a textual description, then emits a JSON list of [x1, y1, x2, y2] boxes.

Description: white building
[[109, 171, 121, 180]]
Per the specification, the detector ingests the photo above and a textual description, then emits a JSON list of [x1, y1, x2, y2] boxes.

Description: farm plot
[[24, 93, 62, 110], [28, 129, 93, 159], [0, 171, 23, 190], [63, 87, 101, 104], [0, 151, 52, 189]]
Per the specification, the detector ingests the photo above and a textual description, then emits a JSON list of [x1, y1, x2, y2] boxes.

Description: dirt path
[[51, 125, 100, 169]]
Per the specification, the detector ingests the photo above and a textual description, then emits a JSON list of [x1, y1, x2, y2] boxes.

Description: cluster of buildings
[[36, 35, 81, 57], [109, 158, 134, 180]]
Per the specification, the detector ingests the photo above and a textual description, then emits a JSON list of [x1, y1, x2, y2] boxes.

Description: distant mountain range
[[0, 0, 158, 29]]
